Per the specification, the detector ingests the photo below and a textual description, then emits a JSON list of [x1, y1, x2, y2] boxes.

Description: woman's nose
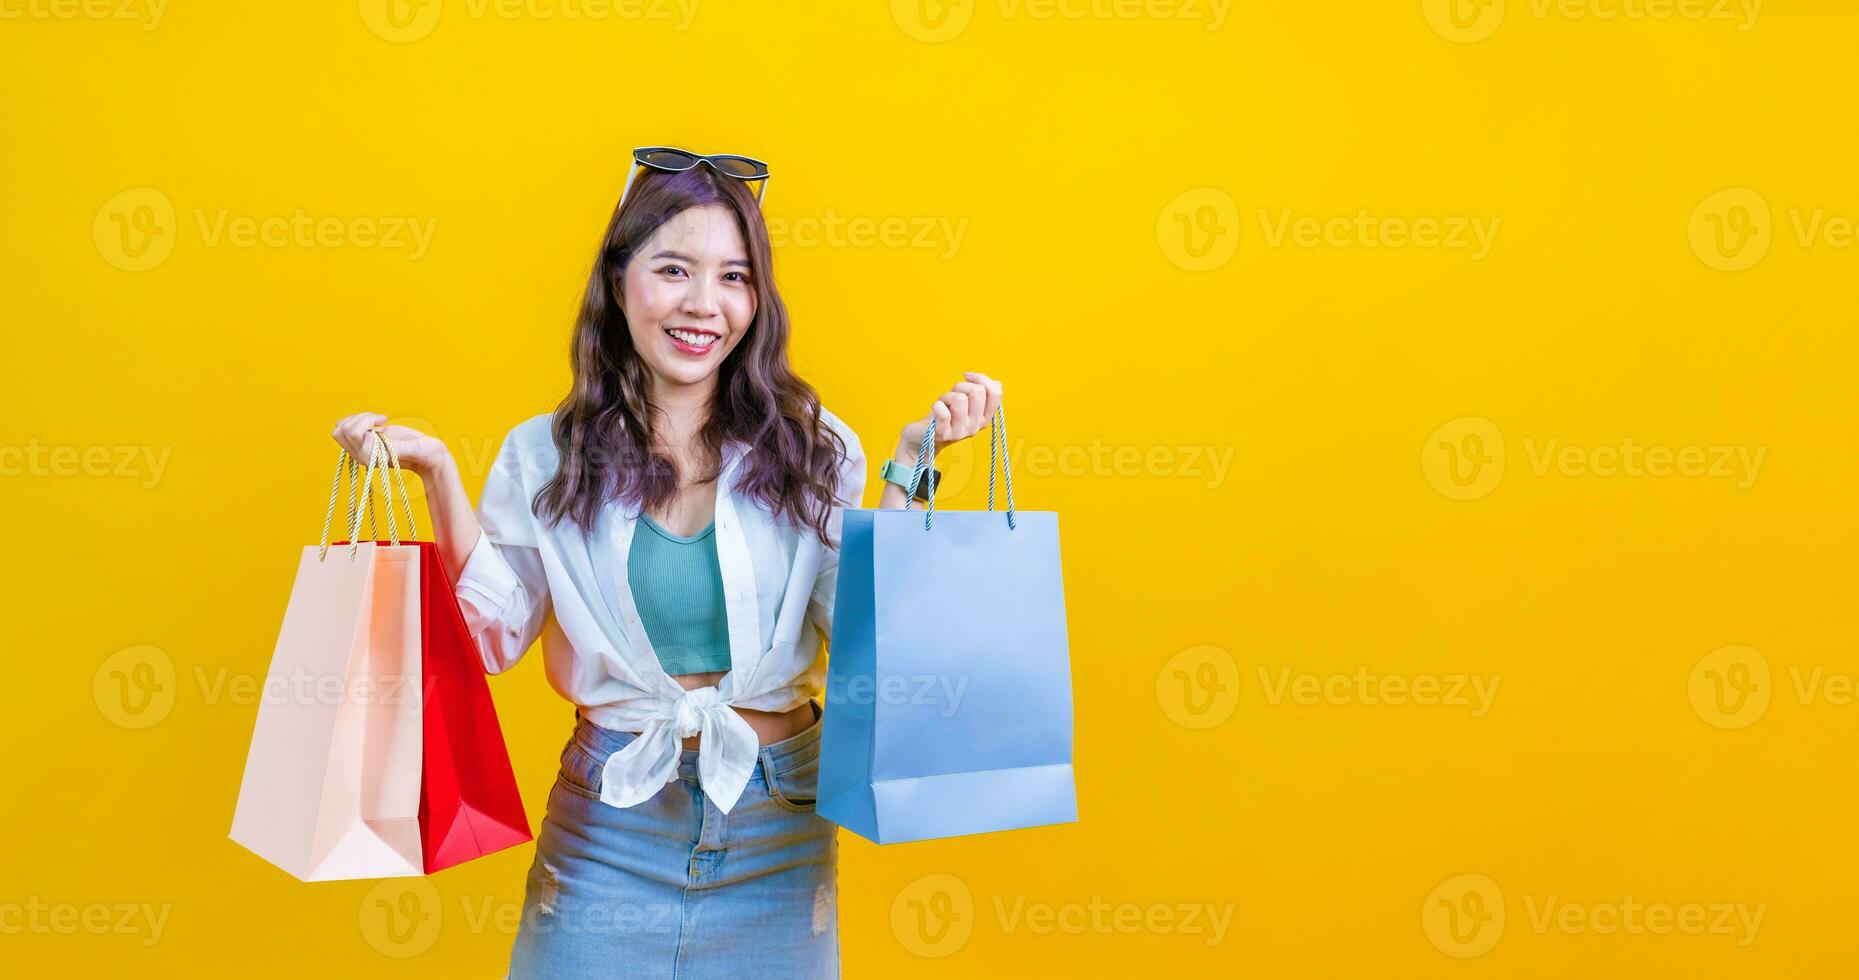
[[682, 277, 722, 316]]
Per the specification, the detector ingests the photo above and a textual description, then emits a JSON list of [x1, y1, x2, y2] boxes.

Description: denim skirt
[[505, 702, 839, 978]]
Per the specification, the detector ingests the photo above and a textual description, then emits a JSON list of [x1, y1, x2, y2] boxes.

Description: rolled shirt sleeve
[[807, 414, 867, 643], [454, 427, 551, 675]]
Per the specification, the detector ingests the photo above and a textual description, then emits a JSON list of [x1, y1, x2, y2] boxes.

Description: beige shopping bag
[[229, 439, 426, 881]]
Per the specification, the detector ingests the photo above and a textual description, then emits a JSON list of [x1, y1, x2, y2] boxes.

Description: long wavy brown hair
[[534, 163, 849, 546]]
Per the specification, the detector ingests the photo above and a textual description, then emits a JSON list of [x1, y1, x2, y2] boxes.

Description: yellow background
[[4, 0, 1856, 974]]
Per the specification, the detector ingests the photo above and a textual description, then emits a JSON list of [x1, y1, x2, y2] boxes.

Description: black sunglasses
[[619, 146, 771, 208]]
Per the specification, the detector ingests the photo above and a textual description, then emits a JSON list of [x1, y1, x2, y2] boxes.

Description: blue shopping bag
[[819, 405, 1077, 844]]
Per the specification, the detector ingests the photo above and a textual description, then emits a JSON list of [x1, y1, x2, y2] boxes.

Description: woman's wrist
[[894, 426, 939, 467], [893, 438, 927, 468], [421, 441, 457, 481]]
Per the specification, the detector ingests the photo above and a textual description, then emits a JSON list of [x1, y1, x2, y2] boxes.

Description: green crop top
[[627, 512, 733, 676]]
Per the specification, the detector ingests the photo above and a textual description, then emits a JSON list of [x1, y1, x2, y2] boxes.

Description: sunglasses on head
[[618, 146, 771, 209]]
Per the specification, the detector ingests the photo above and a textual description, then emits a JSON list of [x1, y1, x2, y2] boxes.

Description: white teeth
[[667, 329, 717, 347]]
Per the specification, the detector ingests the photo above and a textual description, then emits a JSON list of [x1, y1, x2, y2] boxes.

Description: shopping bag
[[229, 442, 425, 881], [231, 436, 532, 879], [413, 537, 532, 873], [819, 404, 1077, 844]]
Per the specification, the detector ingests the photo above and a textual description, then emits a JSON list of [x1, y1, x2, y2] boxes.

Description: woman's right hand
[[331, 412, 449, 478]]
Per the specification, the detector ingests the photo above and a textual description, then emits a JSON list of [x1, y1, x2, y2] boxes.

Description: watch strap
[[879, 457, 939, 501]]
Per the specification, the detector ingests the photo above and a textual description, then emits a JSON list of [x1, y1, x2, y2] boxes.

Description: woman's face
[[618, 203, 757, 395]]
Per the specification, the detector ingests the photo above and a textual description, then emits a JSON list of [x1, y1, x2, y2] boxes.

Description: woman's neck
[[648, 373, 715, 462]]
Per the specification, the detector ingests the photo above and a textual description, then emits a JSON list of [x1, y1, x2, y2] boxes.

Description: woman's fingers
[[954, 381, 986, 435], [963, 371, 1003, 425], [332, 413, 389, 458], [978, 372, 1003, 418], [939, 392, 967, 443], [920, 374, 1007, 451], [927, 398, 953, 447]]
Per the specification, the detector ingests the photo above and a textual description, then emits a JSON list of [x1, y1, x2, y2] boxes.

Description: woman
[[329, 147, 1003, 978]]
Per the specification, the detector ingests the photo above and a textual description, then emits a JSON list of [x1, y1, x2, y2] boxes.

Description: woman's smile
[[665, 325, 722, 354]]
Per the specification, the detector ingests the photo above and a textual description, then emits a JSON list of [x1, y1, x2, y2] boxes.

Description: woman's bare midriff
[[637, 476, 817, 748], [666, 668, 817, 749]]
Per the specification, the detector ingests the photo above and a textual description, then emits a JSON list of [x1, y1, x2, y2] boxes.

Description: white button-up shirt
[[453, 410, 866, 814]]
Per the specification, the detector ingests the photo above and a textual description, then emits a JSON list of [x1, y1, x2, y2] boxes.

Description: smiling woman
[[330, 148, 1005, 979]]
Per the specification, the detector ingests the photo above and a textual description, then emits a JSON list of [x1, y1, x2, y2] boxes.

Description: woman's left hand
[[898, 371, 1003, 460]]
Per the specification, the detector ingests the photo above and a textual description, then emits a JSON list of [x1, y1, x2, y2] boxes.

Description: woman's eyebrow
[[648, 250, 752, 268]]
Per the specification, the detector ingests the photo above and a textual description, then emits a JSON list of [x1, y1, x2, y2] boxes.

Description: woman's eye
[[659, 266, 747, 285]]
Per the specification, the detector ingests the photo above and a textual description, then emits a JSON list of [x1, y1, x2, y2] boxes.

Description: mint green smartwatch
[[878, 457, 939, 502]]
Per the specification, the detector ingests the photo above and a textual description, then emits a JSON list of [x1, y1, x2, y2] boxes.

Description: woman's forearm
[[421, 450, 484, 583]]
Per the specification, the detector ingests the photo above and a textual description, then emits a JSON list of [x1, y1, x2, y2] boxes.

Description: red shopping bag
[[413, 539, 532, 872], [331, 538, 533, 872]]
